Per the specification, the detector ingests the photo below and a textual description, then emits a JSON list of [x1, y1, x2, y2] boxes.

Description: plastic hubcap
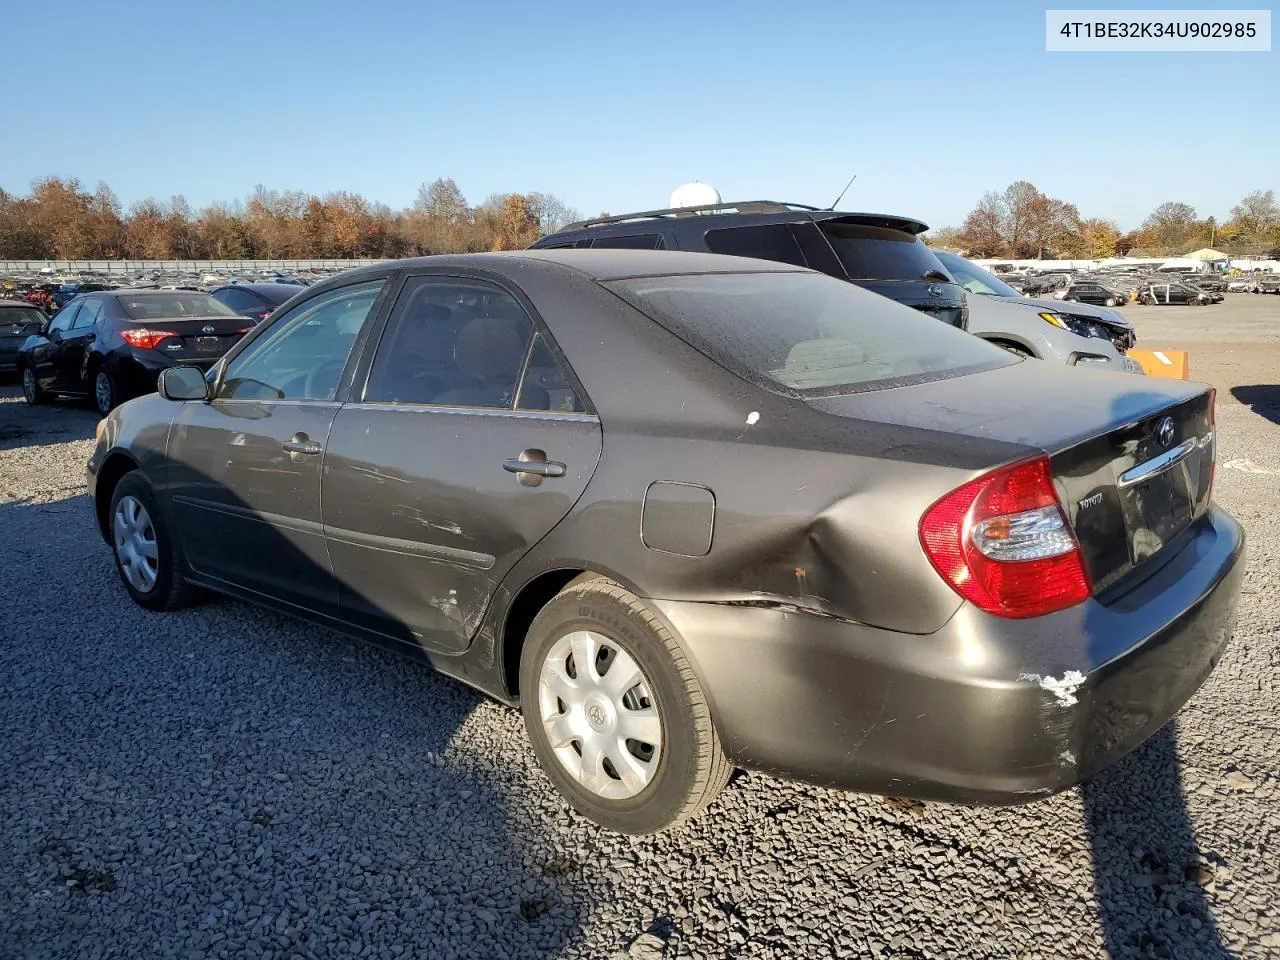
[[537, 630, 662, 800], [113, 495, 158, 592]]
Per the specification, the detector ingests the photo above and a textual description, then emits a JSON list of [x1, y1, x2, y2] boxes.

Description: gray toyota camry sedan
[[87, 250, 1244, 834]]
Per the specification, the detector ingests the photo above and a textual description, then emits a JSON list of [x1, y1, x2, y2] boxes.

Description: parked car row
[[531, 201, 1142, 374], [85, 245, 1243, 834]]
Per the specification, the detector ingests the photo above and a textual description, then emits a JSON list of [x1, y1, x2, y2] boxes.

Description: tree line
[[930, 182, 1280, 260], [0, 177, 584, 261]]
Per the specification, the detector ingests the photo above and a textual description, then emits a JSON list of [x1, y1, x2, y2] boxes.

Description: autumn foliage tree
[[0, 176, 577, 261]]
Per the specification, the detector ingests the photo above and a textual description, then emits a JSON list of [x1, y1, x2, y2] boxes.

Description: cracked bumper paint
[[650, 509, 1244, 804]]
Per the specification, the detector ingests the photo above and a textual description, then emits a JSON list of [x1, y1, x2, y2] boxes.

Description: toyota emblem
[[1156, 416, 1175, 447], [201, 324, 216, 334], [927, 284, 944, 298]]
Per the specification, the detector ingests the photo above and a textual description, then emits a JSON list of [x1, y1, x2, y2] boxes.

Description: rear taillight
[[259, 311, 270, 321], [919, 454, 1091, 619], [238, 327, 253, 334], [120, 328, 179, 349]]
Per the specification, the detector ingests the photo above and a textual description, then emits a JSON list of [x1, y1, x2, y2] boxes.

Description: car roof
[[214, 282, 305, 296], [0, 299, 42, 308], [548, 201, 930, 237], [337, 250, 811, 284]]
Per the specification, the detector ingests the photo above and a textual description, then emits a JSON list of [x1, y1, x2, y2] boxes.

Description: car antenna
[[827, 174, 857, 210]]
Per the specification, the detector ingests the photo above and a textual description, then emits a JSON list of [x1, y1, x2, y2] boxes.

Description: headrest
[[453, 316, 528, 380]]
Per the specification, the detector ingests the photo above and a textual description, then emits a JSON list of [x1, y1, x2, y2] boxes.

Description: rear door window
[[363, 277, 535, 408], [517, 333, 586, 413], [72, 298, 102, 328], [590, 234, 665, 250], [703, 224, 808, 267]]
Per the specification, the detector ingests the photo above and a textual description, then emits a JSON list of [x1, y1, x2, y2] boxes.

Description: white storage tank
[[669, 182, 721, 210]]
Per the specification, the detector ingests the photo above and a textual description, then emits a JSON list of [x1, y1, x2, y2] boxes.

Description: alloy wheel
[[22, 368, 37, 403], [95, 371, 113, 414], [537, 630, 663, 800], [113, 495, 159, 592]]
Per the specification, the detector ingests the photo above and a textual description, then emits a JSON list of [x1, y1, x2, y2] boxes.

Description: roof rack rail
[[558, 200, 822, 233]]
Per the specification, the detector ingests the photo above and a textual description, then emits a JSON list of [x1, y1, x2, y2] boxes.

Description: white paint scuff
[[745, 411, 760, 425], [1017, 670, 1087, 707]]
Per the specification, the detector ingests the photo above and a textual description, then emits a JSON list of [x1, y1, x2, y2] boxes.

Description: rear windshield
[[818, 223, 947, 281], [605, 271, 1012, 396], [1, 306, 48, 326], [119, 293, 238, 320]]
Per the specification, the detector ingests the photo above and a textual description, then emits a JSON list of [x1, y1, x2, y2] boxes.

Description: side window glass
[[704, 224, 807, 267], [517, 334, 585, 413], [590, 234, 665, 250], [72, 298, 101, 328], [364, 277, 534, 408], [217, 288, 261, 313], [218, 280, 385, 401], [49, 304, 80, 333]]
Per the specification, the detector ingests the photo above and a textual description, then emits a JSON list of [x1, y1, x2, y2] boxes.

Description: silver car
[[935, 252, 1143, 374]]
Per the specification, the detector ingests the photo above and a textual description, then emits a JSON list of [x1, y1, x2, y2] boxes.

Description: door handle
[[282, 434, 323, 458], [503, 449, 566, 486]]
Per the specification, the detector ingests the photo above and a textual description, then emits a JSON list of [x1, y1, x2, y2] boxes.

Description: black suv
[[530, 201, 968, 329]]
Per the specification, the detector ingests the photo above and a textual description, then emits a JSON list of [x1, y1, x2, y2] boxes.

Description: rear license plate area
[[195, 336, 222, 353], [1121, 465, 1194, 563]]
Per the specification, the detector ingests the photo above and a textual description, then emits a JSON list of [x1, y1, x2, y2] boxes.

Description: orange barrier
[[1128, 348, 1190, 379]]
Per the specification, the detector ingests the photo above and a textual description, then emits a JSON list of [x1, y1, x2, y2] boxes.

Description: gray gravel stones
[[2, 300, 1278, 960]]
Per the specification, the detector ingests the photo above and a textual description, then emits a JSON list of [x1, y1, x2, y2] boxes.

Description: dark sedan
[[1062, 280, 1129, 307], [1139, 282, 1218, 305], [19, 289, 251, 414], [86, 250, 1243, 834], [0, 300, 47, 374], [209, 282, 306, 323]]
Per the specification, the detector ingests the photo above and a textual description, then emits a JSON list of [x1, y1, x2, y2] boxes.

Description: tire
[[21, 365, 48, 405], [1104, 297, 1117, 307], [108, 471, 194, 611], [519, 577, 732, 834], [93, 367, 117, 415]]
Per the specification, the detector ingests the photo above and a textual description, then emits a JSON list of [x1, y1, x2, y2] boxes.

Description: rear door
[[166, 278, 391, 610], [322, 272, 602, 653]]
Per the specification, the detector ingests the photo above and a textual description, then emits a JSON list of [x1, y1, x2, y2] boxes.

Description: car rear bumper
[[651, 507, 1244, 803]]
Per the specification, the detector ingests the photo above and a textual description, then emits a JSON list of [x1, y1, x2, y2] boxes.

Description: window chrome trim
[[1117, 438, 1197, 488], [349, 402, 599, 423], [210, 399, 343, 408]]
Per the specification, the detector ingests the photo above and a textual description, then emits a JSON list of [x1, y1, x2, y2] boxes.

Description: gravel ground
[[1, 295, 1278, 960]]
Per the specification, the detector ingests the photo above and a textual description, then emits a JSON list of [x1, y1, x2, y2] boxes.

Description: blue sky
[[2, 0, 1274, 230]]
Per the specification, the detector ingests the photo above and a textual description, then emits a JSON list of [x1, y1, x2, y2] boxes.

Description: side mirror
[[158, 365, 210, 401]]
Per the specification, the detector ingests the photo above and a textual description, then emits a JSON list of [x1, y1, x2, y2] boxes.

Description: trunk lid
[[129, 316, 249, 362], [807, 361, 1215, 594]]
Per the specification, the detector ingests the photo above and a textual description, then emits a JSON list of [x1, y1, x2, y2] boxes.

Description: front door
[[63, 297, 103, 391], [321, 273, 602, 653], [165, 279, 389, 611], [43, 302, 82, 391]]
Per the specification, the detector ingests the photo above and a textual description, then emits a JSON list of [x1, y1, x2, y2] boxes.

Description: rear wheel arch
[[501, 569, 594, 699]]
